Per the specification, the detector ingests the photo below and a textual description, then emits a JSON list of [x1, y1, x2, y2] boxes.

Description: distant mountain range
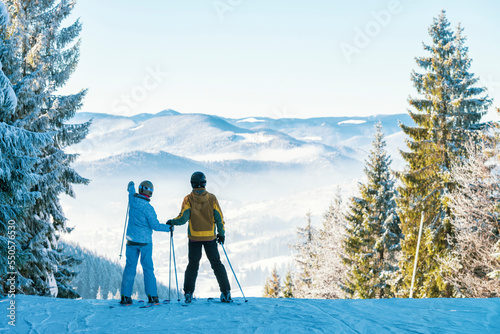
[[69, 109, 412, 169]]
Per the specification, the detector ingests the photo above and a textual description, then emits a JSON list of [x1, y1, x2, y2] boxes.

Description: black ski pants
[[184, 239, 231, 294]]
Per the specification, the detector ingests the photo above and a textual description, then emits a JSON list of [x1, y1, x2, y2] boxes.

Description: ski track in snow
[[2, 295, 500, 333]]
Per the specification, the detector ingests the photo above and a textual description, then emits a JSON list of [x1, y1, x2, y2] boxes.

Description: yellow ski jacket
[[168, 189, 224, 242]]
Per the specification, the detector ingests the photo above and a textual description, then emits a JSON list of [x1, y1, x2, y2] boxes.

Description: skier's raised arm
[[119, 180, 167, 306]]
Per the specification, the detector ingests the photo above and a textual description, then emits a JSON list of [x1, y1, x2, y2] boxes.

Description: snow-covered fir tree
[[106, 291, 114, 300], [263, 266, 281, 298], [292, 212, 317, 298], [283, 271, 294, 298], [0, 0, 90, 297], [396, 10, 491, 298], [0, 1, 53, 296], [343, 123, 402, 299], [443, 131, 500, 297], [96, 286, 103, 300], [313, 190, 348, 299]]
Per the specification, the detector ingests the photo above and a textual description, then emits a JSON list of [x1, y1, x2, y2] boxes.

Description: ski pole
[[221, 243, 248, 302], [171, 230, 181, 302], [119, 203, 130, 259], [168, 228, 172, 302], [410, 212, 425, 298]]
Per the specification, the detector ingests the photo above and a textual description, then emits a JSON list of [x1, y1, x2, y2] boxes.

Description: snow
[[2, 295, 499, 333], [66, 111, 411, 164], [338, 120, 367, 125], [0, 2, 9, 28], [237, 117, 265, 123], [299, 136, 322, 141]]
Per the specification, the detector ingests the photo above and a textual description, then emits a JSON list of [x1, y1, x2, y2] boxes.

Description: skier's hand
[[128, 181, 134, 189], [166, 220, 174, 232], [216, 234, 225, 245]]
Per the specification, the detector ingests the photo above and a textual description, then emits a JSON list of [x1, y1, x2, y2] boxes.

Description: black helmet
[[191, 172, 206, 188], [139, 180, 154, 197]]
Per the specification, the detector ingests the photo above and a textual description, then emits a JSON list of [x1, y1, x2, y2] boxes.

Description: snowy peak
[[130, 109, 180, 122]]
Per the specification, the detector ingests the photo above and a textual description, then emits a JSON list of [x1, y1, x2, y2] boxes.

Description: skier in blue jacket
[[120, 181, 171, 305]]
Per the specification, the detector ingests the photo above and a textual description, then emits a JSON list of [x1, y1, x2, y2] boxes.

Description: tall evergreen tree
[[396, 11, 491, 298], [0, 0, 90, 297], [343, 123, 401, 299], [0, 1, 53, 296]]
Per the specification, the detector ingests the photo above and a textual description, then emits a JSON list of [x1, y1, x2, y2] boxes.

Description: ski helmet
[[139, 180, 154, 197], [190, 172, 206, 188]]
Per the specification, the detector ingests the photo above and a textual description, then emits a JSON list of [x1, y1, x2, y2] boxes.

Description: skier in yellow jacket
[[167, 171, 231, 303]]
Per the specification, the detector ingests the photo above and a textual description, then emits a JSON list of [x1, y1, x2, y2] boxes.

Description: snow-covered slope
[[2, 295, 499, 333]]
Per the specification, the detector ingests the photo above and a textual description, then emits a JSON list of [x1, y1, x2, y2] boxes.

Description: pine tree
[[396, 11, 491, 298], [443, 132, 500, 297], [0, 2, 53, 295], [283, 271, 294, 298], [343, 123, 402, 299], [292, 212, 317, 298], [96, 286, 103, 300], [314, 190, 348, 299], [0, 0, 90, 297], [263, 266, 281, 298]]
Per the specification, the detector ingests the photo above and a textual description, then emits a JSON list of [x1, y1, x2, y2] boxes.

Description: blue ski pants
[[121, 242, 157, 297]]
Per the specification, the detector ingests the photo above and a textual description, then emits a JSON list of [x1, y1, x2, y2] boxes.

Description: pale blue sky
[[59, 0, 500, 120]]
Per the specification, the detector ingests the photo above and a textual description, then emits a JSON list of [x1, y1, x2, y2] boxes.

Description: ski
[[139, 299, 170, 308], [140, 303, 160, 308], [109, 300, 145, 308], [207, 297, 242, 305]]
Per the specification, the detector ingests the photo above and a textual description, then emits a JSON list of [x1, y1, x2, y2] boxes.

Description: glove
[[166, 220, 174, 232], [128, 181, 134, 189], [216, 234, 225, 245]]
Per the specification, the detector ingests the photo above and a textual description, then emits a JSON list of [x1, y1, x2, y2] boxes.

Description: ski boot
[[147, 295, 160, 305], [120, 295, 133, 306], [184, 292, 193, 304], [220, 291, 232, 303]]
